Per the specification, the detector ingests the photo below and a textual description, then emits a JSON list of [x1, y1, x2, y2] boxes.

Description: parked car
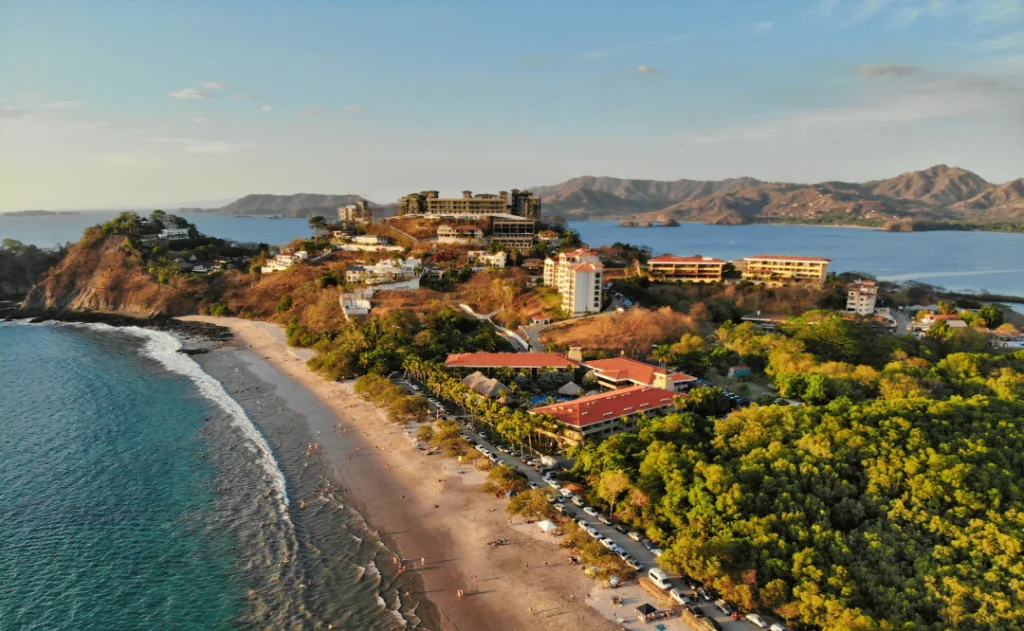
[[701, 616, 722, 631], [576, 518, 589, 528], [697, 587, 713, 601], [558, 488, 573, 498], [546, 479, 561, 489], [599, 537, 615, 549], [746, 614, 768, 629], [687, 605, 705, 619], [571, 495, 584, 507], [713, 599, 733, 615], [612, 524, 628, 534], [770, 625, 789, 631], [651, 548, 664, 558], [597, 514, 611, 525], [625, 558, 642, 571], [554, 504, 566, 514], [582, 507, 599, 517], [668, 588, 690, 606], [528, 482, 538, 489], [648, 568, 672, 590], [628, 531, 642, 542], [585, 527, 601, 539], [641, 539, 655, 550], [614, 548, 628, 559]]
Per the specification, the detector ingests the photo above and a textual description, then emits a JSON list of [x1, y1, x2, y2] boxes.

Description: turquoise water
[[0, 325, 242, 629], [0, 323, 436, 630]]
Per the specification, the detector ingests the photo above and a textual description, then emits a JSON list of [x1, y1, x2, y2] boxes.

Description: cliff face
[[24, 237, 198, 315]]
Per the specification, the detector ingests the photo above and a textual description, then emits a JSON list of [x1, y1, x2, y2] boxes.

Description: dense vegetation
[[566, 320, 1024, 630], [0, 239, 67, 299], [288, 307, 513, 378]]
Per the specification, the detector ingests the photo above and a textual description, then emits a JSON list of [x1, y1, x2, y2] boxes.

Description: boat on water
[[267, 215, 281, 219]]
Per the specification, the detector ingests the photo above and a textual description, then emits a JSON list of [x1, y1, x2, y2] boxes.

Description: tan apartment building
[[338, 200, 372, 224], [544, 248, 603, 316], [741, 254, 830, 287], [648, 254, 726, 283], [489, 218, 536, 252], [846, 279, 878, 315], [398, 189, 541, 220]]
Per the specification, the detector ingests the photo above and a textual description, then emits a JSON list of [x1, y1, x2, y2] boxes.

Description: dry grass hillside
[[24, 236, 207, 315], [539, 307, 696, 357]]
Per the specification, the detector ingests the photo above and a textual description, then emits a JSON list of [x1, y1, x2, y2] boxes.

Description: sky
[[1, 0, 1023, 211]]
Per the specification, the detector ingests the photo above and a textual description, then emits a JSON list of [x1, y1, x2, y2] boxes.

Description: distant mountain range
[[531, 166, 1024, 228], [213, 193, 389, 218]]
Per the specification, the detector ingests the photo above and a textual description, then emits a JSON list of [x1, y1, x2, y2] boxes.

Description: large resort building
[[544, 249, 603, 317], [647, 254, 727, 283], [530, 385, 678, 445], [444, 352, 579, 376], [740, 255, 831, 287], [398, 189, 541, 220]]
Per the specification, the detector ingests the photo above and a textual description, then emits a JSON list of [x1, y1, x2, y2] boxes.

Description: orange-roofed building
[[444, 352, 579, 376], [530, 385, 679, 444], [648, 254, 727, 283], [741, 254, 831, 287], [582, 357, 697, 393]]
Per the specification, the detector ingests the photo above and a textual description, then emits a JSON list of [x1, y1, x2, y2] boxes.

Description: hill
[[534, 165, 1024, 229], [217, 193, 384, 217]]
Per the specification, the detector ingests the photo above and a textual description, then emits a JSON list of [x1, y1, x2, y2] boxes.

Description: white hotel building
[[544, 248, 603, 317]]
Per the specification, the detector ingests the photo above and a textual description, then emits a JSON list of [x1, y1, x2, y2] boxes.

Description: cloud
[[200, 81, 227, 90], [752, 21, 775, 32], [226, 94, 258, 101], [344, 105, 370, 113], [979, 31, 1024, 50], [0, 108, 29, 119], [260, 105, 273, 112], [84, 121, 112, 130], [679, 74, 1021, 147], [634, 64, 659, 75], [148, 137, 237, 154], [193, 117, 209, 124], [890, 7, 924, 26], [813, 0, 843, 18], [846, 0, 895, 26], [91, 153, 165, 168], [299, 105, 326, 116], [169, 88, 213, 100], [856, 64, 918, 77], [972, 0, 1024, 25], [41, 101, 85, 108]]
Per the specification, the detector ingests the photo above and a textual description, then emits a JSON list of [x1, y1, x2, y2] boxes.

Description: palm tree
[[651, 344, 675, 368]]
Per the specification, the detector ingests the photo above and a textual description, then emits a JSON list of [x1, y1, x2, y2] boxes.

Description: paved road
[[520, 325, 547, 352], [892, 309, 911, 335]]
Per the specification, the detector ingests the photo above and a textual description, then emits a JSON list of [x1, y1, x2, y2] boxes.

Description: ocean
[[0, 323, 435, 630]]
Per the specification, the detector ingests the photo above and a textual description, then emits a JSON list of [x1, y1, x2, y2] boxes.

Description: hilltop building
[[260, 250, 308, 274], [159, 227, 191, 241], [397, 189, 541, 220], [437, 224, 485, 245], [338, 200, 372, 224], [647, 254, 726, 283], [740, 255, 831, 287], [468, 250, 507, 269], [530, 385, 678, 445], [847, 279, 879, 315], [544, 249, 604, 317], [345, 257, 421, 285], [489, 218, 536, 252]]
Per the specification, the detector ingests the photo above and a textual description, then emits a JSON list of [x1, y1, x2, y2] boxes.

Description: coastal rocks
[[0, 307, 234, 344]]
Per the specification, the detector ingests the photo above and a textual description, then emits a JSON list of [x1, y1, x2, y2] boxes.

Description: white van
[[648, 568, 672, 590]]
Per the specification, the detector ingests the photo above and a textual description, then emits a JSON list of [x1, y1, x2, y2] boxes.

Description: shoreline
[[184, 316, 616, 631]]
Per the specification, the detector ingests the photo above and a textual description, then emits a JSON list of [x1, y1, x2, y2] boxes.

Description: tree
[[276, 294, 293, 313], [308, 215, 327, 237], [597, 470, 632, 514]]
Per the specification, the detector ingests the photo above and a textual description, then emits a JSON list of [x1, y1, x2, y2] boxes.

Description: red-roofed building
[[445, 352, 579, 376], [741, 255, 831, 287], [530, 385, 679, 444], [648, 254, 727, 283], [582, 357, 696, 393]]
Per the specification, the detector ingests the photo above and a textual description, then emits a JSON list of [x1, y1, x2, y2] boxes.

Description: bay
[[571, 221, 1024, 297]]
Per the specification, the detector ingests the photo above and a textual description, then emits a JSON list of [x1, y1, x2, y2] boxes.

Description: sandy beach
[[183, 316, 617, 631]]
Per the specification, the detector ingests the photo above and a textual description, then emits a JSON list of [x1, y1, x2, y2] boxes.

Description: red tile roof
[[569, 262, 602, 272], [744, 254, 831, 263], [445, 352, 579, 369], [583, 357, 696, 386], [530, 385, 679, 428], [649, 254, 726, 264]]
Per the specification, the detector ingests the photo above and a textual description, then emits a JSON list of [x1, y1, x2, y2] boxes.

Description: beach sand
[[183, 316, 617, 631]]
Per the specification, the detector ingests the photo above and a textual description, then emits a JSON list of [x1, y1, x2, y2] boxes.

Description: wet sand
[[184, 316, 616, 631]]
